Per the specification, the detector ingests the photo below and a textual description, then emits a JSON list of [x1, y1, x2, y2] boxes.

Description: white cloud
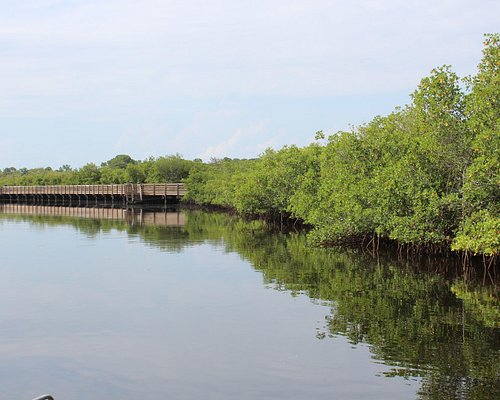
[[200, 122, 266, 160], [1, 0, 498, 102], [201, 129, 246, 160], [200, 122, 288, 160]]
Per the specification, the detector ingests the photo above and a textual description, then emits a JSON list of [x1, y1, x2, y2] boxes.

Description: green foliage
[[0, 166, 76, 185], [101, 154, 136, 169], [232, 145, 321, 216], [183, 35, 499, 256], [453, 34, 500, 255], [125, 163, 147, 183], [452, 210, 500, 256], [304, 69, 470, 245], [0, 154, 196, 186], [184, 146, 321, 218], [75, 163, 101, 184], [184, 158, 255, 207], [149, 154, 194, 183], [99, 166, 128, 183]]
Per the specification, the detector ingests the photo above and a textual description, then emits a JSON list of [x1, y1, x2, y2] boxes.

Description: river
[[0, 205, 498, 399]]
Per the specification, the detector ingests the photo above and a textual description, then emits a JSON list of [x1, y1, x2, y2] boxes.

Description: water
[[0, 205, 498, 399]]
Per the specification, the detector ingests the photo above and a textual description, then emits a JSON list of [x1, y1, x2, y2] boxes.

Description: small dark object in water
[[32, 396, 54, 400]]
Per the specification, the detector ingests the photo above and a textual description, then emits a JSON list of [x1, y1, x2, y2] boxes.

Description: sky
[[1, 0, 498, 169]]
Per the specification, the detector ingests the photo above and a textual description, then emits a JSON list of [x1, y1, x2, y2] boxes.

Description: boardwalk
[[0, 183, 186, 205]]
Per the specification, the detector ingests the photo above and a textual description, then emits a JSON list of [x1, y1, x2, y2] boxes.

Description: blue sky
[[1, 0, 498, 168]]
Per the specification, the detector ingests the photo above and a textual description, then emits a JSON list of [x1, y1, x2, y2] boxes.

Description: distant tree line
[[1, 35, 498, 257], [0, 154, 198, 186]]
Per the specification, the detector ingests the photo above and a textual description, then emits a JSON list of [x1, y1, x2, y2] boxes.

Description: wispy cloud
[[2, 0, 497, 101], [200, 122, 288, 160]]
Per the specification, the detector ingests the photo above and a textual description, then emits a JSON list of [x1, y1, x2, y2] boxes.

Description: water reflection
[[0, 203, 185, 227], [0, 206, 498, 399]]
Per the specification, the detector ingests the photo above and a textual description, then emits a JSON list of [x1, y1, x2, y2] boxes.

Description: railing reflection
[[0, 204, 185, 227]]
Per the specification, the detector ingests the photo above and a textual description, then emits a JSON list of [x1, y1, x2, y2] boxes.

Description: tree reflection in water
[[1, 208, 498, 399]]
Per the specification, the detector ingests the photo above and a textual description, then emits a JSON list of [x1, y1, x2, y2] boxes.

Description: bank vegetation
[[1, 35, 498, 259]]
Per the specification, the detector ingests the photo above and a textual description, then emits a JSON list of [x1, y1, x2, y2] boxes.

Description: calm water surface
[[0, 205, 498, 399]]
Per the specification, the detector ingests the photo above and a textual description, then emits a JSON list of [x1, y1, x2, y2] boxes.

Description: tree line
[[0, 154, 197, 186], [1, 35, 498, 257], [184, 34, 499, 258]]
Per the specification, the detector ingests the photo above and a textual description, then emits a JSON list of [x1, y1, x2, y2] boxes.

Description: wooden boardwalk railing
[[0, 183, 186, 204]]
